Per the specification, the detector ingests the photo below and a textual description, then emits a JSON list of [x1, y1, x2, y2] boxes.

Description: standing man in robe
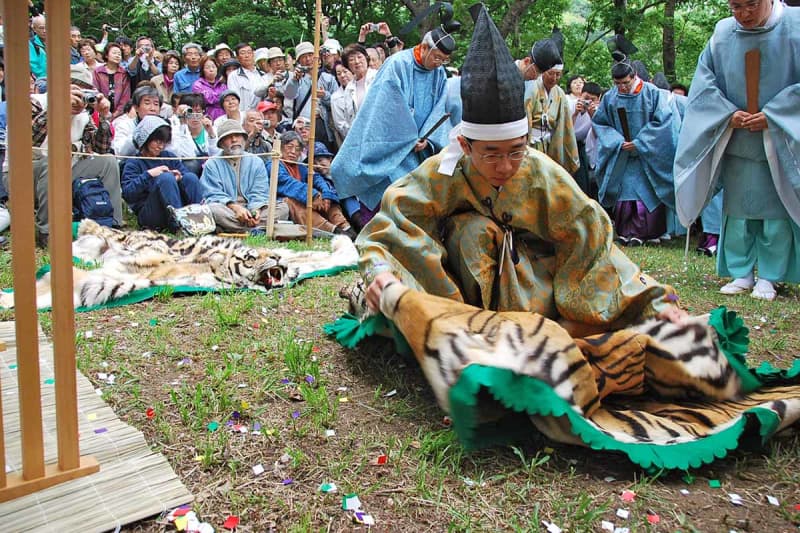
[[330, 20, 456, 228], [525, 61, 579, 174], [674, 0, 799, 300], [592, 54, 677, 246]]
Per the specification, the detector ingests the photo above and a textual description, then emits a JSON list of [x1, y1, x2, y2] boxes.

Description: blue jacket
[[174, 67, 201, 94], [121, 150, 197, 212], [202, 154, 269, 211], [266, 160, 339, 204]]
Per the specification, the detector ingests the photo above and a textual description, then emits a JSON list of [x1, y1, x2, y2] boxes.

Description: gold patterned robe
[[357, 150, 675, 329], [525, 78, 580, 174]]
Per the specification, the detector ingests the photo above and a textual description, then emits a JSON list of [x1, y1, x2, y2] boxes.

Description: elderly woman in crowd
[[266, 131, 355, 238], [330, 61, 354, 145], [79, 38, 104, 71], [151, 50, 181, 109], [122, 116, 203, 231], [213, 89, 242, 132], [93, 41, 131, 119], [192, 54, 227, 120]]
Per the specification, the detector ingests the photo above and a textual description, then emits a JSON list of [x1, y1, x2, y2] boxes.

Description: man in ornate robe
[[330, 30, 453, 227], [524, 66, 579, 174], [674, 0, 800, 300], [593, 60, 677, 245]]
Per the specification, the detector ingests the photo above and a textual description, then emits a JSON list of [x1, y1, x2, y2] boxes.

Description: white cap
[[322, 38, 342, 54], [255, 47, 270, 63], [295, 41, 314, 58]]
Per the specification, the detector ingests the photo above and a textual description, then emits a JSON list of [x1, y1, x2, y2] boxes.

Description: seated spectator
[[212, 43, 233, 65], [266, 131, 354, 238], [213, 89, 242, 132], [122, 115, 203, 231], [151, 50, 181, 108], [171, 92, 220, 177], [4, 63, 124, 246], [243, 109, 272, 155], [220, 59, 241, 83], [127, 36, 160, 87], [29, 15, 47, 79], [292, 117, 311, 160], [192, 54, 227, 120], [78, 38, 104, 72], [202, 119, 289, 233], [174, 42, 203, 94], [312, 141, 359, 228], [112, 84, 163, 155], [268, 90, 292, 131], [93, 42, 131, 119]]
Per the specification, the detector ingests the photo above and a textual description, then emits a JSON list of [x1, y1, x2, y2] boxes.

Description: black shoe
[[628, 237, 643, 247], [349, 211, 364, 233], [35, 232, 49, 249], [334, 226, 358, 241]]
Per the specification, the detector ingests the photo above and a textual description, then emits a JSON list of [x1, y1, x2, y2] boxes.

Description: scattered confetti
[[280, 378, 291, 384], [94, 427, 108, 434], [338, 397, 349, 403], [207, 421, 220, 432], [211, 345, 219, 351], [603, 476, 616, 483], [342, 493, 362, 511], [95, 388, 103, 396], [145, 407, 155, 419], [325, 429, 336, 437], [374, 454, 388, 465], [240, 400, 249, 410], [616, 508, 630, 520], [305, 375, 315, 384], [282, 478, 293, 485], [613, 528, 630, 533], [383, 389, 397, 397], [543, 447, 555, 454], [319, 482, 338, 493], [601, 520, 614, 531], [222, 515, 239, 529], [794, 503, 800, 511], [291, 410, 301, 419], [766, 495, 779, 506], [620, 490, 636, 502], [680, 489, 691, 496], [84, 330, 94, 338], [141, 351, 152, 358], [194, 455, 205, 462], [44, 378, 55, 385], [541, 520, 562, 533], [709, 479, 722, 488], [729, 493, 744, 506], [149, 319, 158, 326], [647, 513, 660, 524], [8, 364, 16, 370], [353, 511, 375, 526], [336, 386, 348, 393], [174, 516, 188, 530], [87, 413, 97, 421], [252, 464, 265, 476]]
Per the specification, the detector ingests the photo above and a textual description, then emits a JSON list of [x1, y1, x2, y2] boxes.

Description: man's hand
[[95, 94, 111, 118], [147, 165, 171, 177], [742, 112, 768, 132], [621, 141, 636, 152], [69, 86, 85, 115], [366, 272, 401, 312], [229, 203, 257, 226], [730, 110, 751, 129], [657, 306, 690, 325], [413, 139, 428, 153], [312, 194, 325, 212], [171, 169, 183, 181], [377, 22, 392, 36], [202, 116, 214, 134], [358, 23, 372, 42]]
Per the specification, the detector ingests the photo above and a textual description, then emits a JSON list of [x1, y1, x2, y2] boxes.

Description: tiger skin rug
[[0, 219, 359, 311], [330, 282, 800, 470]]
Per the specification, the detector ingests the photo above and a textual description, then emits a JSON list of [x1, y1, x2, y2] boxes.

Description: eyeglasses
[[728, 0, 761, 12], [429, 54, 450, 65], [466, 141, 526, 164]]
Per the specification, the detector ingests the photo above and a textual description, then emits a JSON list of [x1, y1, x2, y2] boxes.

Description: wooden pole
[[305, 0, 323, 245], [45, 0, 80, 472], [4, 0, 45, 482], [266, 137, 282, 239]]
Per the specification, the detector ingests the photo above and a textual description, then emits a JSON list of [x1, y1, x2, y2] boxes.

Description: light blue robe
[[673, 4, 800, 281], [330, 49, 451, 210], [674, 3, 800, 227], [593, 82, 677, 211]]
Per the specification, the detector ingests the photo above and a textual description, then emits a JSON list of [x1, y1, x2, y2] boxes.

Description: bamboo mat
[[0, 322, 192, 532]]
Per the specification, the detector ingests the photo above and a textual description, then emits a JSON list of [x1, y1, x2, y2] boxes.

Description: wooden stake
[[305, 0, 324, 245], [4, 0, 45, 483], [617, 108, 632, 142], [266, 137, 282, 239], [745, 49, 760, 114], [46, 0, 81, 474]]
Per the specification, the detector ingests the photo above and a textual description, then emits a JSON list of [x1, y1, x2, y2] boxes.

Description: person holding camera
[[7, 63, 123, 247], [93, 42, 132, 119], [284, 41, 339, 152], [127, 35, 160, 87], [571, 81, 601, 198], [170, 93, 220, 177]]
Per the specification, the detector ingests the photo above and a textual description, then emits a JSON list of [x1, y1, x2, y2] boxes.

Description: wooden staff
[[305, 0, 324, 245], [745, 49, 760, 114], [617, 108, 632, 142], [266, 136, 282, 239]]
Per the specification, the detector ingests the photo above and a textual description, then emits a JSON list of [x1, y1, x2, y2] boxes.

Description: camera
[[82, 90, 99, 106], [102, 24, 120, 32], [182, 112, 204, 120], [370, 23, 380, 32], [142, 45, 151, 53], [297, 65, 310, 74], [386, 36, 400, 48]]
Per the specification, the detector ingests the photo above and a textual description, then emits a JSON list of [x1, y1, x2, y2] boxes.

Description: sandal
[[751, 280, 777, 301], [720, 278, 754, 295]]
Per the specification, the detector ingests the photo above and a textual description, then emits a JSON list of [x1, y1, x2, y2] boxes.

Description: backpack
[[72, 176, 114, 227]]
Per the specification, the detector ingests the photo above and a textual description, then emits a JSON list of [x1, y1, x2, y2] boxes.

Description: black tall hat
[[530, 39, 562, 72], [460, 3, 527, 135], [400, 2, 461, 54]]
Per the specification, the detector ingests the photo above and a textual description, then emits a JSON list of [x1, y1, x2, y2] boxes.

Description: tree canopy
[[71, 0, 729, 89]]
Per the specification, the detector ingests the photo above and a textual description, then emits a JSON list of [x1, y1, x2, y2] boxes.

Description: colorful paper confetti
[[616, 508, 629, 520], [252, 464, 265, 476], [353, 511, 375, 525], [207, 421, 220, 432], [222, 515, 239, 529], [319, 482, 338, 493], [145, 407, 155, 419], [342, 493, 362, 511], [709, 479, 722, 488], [620, 490, 636, 502]]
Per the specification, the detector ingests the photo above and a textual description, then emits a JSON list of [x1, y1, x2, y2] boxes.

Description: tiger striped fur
[[379, 283, 800, 457], [0, 219, 358, 310]]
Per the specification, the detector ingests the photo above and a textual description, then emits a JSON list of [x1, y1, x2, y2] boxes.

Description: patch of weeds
[[281, 332, 318, 379], [300, 382, 337, 429], [551, 490, 611, 531], [154, 284, 175, 303], [169, 380, 235, 431], [197, 430, 230, 469], [201, 290, 256, 328]]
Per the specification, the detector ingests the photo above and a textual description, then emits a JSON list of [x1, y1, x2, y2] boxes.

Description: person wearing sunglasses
[[360, 4, 686, 333]]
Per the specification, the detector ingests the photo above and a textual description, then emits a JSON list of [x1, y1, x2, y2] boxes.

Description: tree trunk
[[613, 0, 627, 36], [662, 0, 677, 82], [497, 0, 539, 39]]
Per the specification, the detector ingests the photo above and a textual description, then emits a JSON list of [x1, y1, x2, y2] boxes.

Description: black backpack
[[72, 176, 114, 227]]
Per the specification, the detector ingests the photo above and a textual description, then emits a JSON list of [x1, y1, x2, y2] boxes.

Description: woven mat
[[0, 322, 192, 532]]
